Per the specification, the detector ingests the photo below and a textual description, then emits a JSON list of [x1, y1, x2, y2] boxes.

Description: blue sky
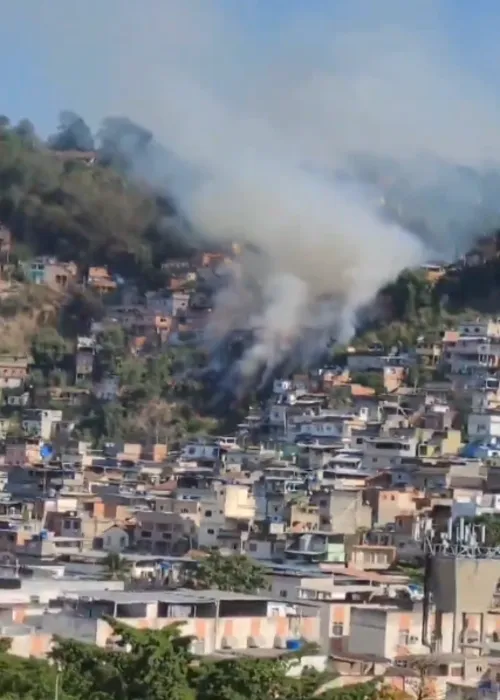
[[0, 0, 499, 138]]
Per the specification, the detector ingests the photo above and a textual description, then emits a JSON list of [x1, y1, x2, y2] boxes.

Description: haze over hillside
[[6, 0, 500, 381]]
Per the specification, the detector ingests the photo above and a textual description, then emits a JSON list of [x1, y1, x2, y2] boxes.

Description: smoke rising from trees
[[18, 0, 500, 379]]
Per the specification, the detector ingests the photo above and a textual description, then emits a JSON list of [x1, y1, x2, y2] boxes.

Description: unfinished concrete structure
[[423, 518, 500, 652]]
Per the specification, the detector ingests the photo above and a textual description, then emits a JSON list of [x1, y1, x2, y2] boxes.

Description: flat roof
[[73, 588, 291, 606]]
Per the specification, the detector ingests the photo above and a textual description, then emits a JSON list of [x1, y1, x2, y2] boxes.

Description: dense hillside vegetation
[[354, 253, 500, 352], [0, 113, 193, 287], [1, 110, 500, 370]]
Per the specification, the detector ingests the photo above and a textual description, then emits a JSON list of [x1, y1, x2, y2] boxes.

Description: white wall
[[348, 607, 387, 658], [468, 412, 500, 439]]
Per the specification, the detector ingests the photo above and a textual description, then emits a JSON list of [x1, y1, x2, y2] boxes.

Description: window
[[204, 510, 213, 517], [398, 629, 410, 645], [207, 528, 215, 535], [332, 622, 344, 637], [279, 590, 288, 598], [141, 530, 152, 538], [248, 542, 257, 552]]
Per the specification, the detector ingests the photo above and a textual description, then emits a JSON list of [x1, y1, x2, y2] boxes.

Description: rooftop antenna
[[421, 516, 500, 653]]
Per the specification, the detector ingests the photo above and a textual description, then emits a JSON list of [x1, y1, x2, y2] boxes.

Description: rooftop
[[75, 588, 295, 606]]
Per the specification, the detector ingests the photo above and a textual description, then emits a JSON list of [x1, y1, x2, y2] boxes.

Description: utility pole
[[54, 667, 62, 700]]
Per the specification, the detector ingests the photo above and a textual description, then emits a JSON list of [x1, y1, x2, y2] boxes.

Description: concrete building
[[22, 409, 63, 440], [468, 410, 500, 440], [309, 490, 372, 535], [23, 258, 77, 290], [37, 588, 320, 654], [361, 435, 419, 470], [101, 525, 130, 553], [0, 355, 30, 389]]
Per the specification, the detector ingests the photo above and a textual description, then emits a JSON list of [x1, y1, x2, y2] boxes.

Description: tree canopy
[[48, 110, 95, 153], [186, 552, 267, 593], [0, 619, 375, 700], [0, 619, 404, 700], [0, 115, 193, 286]]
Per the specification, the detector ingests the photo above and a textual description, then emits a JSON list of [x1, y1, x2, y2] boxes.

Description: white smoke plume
[[16, 0, 500, 382]]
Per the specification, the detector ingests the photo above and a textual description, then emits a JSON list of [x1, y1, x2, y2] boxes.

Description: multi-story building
[[23, 257, 77, 289], [75, 336, 95, 383], [87, 266, 117, 294], [0, 354, 30, 389], [37, 588, 320, 655], [22, 409, 63, 441]]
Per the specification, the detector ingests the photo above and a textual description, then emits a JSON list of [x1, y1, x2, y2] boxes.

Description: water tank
[[286, 639, 303, 651], [40, 530, 48, 540], [40, 444, 53, 460]]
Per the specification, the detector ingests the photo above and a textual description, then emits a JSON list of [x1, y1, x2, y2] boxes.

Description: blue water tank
[[40, 444, 52, 460], [40, 530, 48, 540], [286, 639, 303, 651]]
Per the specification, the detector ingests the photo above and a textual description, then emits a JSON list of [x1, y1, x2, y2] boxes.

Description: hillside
[[2, 112, 500, 366], [350, 251, 500, 353], [0, 115, 192, 288], [0, 282, 65, 354]]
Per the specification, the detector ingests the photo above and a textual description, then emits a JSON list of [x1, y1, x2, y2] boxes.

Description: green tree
[[31, 327, 68, 370], [472, 514, 500, 547], [195, 654, 321, 700], [134, 398, 175, 444], [102, 553, 132, 581], [97, 327, 127, 375], [187, 552, 267, 593], [117, 356, 146, 387], [48, 368, 68, 387], [0, 118, 192, 286], [0, 638, 58, 700], [77, 400, 126, 443], [51, 620, 195, 700], [0, 621, 392, 700], [48, 110, 95, 152]]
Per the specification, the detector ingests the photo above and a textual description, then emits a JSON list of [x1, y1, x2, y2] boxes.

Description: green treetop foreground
[[0, 620, 411, 700]]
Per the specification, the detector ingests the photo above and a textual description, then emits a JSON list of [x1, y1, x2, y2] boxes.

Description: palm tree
[[102, 553, 132, 581]]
